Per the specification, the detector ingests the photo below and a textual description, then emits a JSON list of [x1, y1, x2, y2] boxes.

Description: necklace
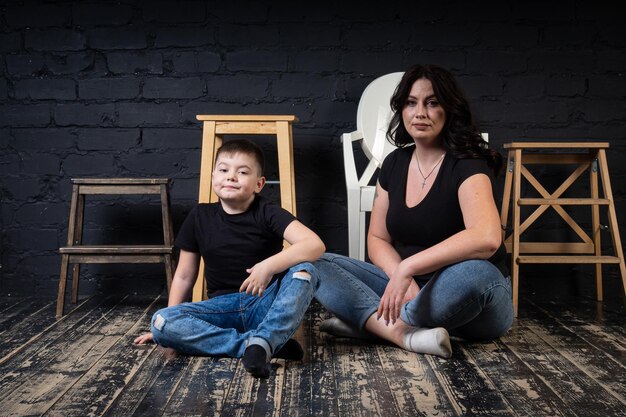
[[414, 149, 445, 189]]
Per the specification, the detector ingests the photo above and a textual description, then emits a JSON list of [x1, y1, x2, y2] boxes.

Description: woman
[[315, 64, 513, 358]]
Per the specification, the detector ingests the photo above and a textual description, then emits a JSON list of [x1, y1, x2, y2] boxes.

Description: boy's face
[[212, 152, 265, 208]]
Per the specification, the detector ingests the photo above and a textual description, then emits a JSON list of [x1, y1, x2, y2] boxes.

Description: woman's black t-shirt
[[378, 146, 508, 281]]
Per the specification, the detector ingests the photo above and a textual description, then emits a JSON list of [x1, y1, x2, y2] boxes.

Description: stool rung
[[518, 198, 610, 206], [72, 178, 170, 185], [60, 245, 173, 255], [517, 255, 621, 264]]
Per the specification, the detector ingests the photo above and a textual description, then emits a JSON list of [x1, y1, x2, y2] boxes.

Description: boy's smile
[[212, 152, 266, 214]]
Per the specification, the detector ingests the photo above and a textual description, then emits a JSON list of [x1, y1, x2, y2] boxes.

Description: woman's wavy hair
[[386, 64, 502, 174]]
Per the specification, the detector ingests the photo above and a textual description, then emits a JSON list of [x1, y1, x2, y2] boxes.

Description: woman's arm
[[239, 220, 325, 296], [368, 182, 421, 312], [399, 173, 502, 277], [377, 173, 502, 324], [367, 182, 403, 277]]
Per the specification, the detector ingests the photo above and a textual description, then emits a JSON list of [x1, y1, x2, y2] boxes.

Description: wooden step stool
[[192, 115, 298, 301], [500, 142, 625, 317], [57, 178, 175, 318]]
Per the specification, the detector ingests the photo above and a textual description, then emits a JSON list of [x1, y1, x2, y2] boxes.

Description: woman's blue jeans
[[314, 253, 513, 340], [151, 262, 318, 357]]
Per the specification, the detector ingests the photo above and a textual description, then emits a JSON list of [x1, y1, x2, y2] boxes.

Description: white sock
[[403, 327, 452, 358]]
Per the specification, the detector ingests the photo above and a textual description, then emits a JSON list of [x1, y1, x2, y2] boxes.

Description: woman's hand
[[133, 332, 154, 345], [239, 261, 275, 297], [377, 265, 414, 325]]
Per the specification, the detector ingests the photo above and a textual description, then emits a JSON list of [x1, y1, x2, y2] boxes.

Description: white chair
[[342, 72, 404, 260], [342, 72, 488, 260]]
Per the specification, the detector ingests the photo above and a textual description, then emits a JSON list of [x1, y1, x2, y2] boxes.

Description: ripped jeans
[[314, 253, 514, 340], [151, 262, 319, 358]]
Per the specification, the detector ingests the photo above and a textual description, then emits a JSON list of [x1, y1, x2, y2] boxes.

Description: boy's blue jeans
[[314, 253, 514, 340], [151, 262, 318, 358]]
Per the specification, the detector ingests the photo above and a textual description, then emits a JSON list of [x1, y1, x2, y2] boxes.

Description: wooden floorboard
[[0, 293, 624, 417]]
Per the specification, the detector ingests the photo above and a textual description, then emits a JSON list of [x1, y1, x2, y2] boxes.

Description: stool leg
[[57, 254, 70, 318], [500, 150, 514, 245], [276, 120, 296, 215], [164, 254, 174, 292], [71, 193, 85, 304], [597, 150, 626, 300], [590, 154, 603, 301], [511, 149, 523, 317]]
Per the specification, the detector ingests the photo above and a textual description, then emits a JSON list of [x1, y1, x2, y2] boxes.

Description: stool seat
[[59, 245, 174, 254], [500, 142, 625, 317], [56, 178, 175, 318]]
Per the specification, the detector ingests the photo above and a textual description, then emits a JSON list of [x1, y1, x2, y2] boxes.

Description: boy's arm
[[133, 249, 200, 344], [167, 249, 201, 306], [239, 220, 325, 296]]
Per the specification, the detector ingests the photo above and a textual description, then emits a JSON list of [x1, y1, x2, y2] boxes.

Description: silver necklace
[[414, 149, 445, 189]]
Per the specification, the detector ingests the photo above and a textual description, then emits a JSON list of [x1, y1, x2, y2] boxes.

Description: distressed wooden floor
[[0, 293, 624, 417]]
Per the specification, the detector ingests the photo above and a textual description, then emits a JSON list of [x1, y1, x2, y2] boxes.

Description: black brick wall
[[1, 0, 625, 299]]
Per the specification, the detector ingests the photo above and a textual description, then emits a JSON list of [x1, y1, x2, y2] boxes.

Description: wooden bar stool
[[192, 115, 298, 301], [500, 142, 625, 317], [57, 178, 175, 318]]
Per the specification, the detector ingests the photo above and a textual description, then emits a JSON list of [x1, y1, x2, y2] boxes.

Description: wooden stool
[[57, 178, 175, 318], [500, 142, 625, 317], [192, 115, 298, 301]]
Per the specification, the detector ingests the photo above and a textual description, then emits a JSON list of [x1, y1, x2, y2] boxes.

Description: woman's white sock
[[402, 327, 452, 358]]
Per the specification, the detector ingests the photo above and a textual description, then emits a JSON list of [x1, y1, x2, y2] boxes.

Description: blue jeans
[[151, 262, 319, 357], [314, 253, 513, 340]]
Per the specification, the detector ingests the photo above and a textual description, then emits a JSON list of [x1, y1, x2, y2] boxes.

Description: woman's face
[[401, 78, 446, 144]]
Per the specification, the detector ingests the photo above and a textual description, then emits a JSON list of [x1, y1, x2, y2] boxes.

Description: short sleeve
[[174, 205, 200, 253], [453, 158, 493, 190], [378, 148, 401, 191]]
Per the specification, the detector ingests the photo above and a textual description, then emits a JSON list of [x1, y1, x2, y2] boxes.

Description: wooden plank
[[526, 299, 626, 366], [308, 303, 340, 417], [129, 354, 193, 416], [43, 296, 163, 417], [72, 178, 169, 185], [518, 255, 620, 264], [331, 339, 401, 416], [0, 295, 101, 366], [196, 115, 298, 122], [521, 317, 626, 405], [518, 198, 610, 205], [424, 346, 515, 415], [158, 356, 239, 417], [375, 344, 457, 416], [465, 334, 573, 416], [0, 297, 52, 334], [0, 300, 57, 359], [0, 295, 151, 416], [504, 142, 609, 149], [277, 307, 315, 417], [218, 358, 283, 417], [501, 316, 625, 416]]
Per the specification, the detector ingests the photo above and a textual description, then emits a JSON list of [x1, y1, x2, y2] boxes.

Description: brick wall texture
[[1, 1, 625, 298]]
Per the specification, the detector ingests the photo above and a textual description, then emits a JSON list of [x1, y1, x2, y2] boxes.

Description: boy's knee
[[288, 263, 320, 289]]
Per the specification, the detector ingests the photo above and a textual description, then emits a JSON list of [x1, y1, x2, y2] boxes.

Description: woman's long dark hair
[[386, 64, 503, 174]]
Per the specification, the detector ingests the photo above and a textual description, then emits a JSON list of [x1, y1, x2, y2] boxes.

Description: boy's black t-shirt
[[175, 195, 296, 298], [378, 146, 508, 281]]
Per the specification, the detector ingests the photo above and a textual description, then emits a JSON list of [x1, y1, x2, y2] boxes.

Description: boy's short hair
[[215, 139, 265, 175]]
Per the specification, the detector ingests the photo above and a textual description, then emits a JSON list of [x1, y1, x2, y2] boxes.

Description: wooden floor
[[0, 292, 624, 417]]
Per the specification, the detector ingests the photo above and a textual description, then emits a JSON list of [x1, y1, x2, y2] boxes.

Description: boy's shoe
[[242, 344, 271, 378], [274, 338, 304, 360]]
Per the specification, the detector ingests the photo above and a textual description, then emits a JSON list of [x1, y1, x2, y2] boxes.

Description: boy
[[134, 139, 325, 378]]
